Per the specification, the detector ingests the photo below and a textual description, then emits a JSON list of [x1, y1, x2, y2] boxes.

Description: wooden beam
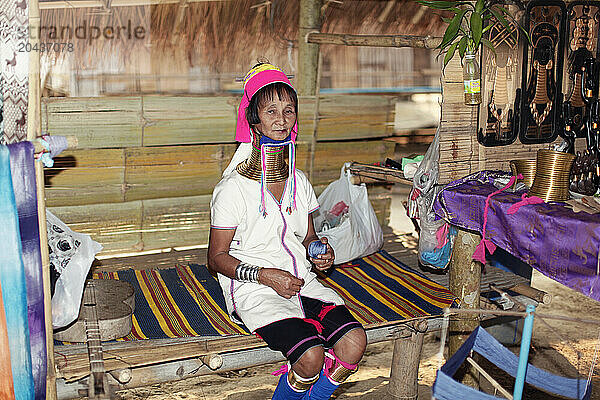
[[298, 0, 321, 96], [38, 0, 228, 10], [28, 0, 58, 397], [448, 229, 481, 389], [388, 319, 428, 399], [306, 32, 441, 49]]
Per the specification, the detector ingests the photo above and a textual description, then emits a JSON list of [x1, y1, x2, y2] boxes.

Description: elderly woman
[[208, 63, 366, 400]]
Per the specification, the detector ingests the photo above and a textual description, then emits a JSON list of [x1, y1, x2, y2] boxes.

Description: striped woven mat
[[93, 250, 457, 340]]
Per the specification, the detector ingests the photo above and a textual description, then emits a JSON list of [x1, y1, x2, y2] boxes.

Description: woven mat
[[92, 250, 457, 340]]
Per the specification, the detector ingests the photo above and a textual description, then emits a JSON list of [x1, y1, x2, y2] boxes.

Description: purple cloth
[[433, 170, 600, 302], [8, 142, 47, 400]]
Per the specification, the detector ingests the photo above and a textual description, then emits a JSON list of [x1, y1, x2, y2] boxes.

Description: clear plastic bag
[[412, 128, 457, 269], [314, 164, 383, 264], [47, 210, 102, 329]]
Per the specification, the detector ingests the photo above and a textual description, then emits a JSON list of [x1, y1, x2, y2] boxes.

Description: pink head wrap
[[235, 63, 298, 143]]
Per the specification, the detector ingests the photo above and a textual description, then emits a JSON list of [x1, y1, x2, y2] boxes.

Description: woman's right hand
[[259, 268, 304, 299]]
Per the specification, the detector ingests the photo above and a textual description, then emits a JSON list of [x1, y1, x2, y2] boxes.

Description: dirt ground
[[115, 268, 600, 400]]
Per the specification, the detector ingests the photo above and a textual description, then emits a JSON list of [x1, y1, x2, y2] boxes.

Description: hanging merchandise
[[562, 2, 600, 196], [562, 2, 600, 139], [314, 164, 383, 265], [477, 4, 524, 147], [519, 0, 567, 145]]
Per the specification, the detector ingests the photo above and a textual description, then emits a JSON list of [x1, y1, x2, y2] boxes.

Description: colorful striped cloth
[[93, 250, 457, 340]]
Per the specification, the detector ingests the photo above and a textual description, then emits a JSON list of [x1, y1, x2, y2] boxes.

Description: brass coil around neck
[[236, 133, 289, 183]]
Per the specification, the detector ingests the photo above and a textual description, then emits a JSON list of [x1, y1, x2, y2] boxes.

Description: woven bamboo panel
[[141, 96, 238, 146], [44, 141, 391, 206], [123, 144, 237, 202], [42, 97, 143, 149], [42, 95, 395, 149], [49, 195, 211, 256], [45, 149, 125, 207], [315, 95, 396, 140], [49, 189, 389, 256], [297, 141, 395, 186], [49, 201, 143, 255], [140, 195, 211, 251]]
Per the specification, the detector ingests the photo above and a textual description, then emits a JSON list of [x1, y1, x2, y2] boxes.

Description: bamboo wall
[[437, 57, 554, 184], [42, 94, 397, 256]]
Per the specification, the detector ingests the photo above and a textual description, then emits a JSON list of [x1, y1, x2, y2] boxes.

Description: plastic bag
[[314, 163, 383, 264], [412, 128, 457, 269], [47, 210, 102, 329]]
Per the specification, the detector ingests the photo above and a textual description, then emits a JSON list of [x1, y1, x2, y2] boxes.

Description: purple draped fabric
[[433, 171, 600, 302], [8, 142, 47, 399]]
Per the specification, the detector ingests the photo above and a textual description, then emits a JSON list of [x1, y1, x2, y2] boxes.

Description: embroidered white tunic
[[210, 168, 344, 332]]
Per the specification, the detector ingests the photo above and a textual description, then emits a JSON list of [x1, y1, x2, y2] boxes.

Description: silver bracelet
[[235, 262, 262, 283]]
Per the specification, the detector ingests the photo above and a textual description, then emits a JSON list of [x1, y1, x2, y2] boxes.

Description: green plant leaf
[[482, 24, 492, 33], [475, 0, 484, 13], [416, 1, 457, 10], [481, 38, 497, 56], [438, 8, 467, 50], [471, 11, 483, 50], [458, 35, 468, 59], [444, 42, 459, 68]]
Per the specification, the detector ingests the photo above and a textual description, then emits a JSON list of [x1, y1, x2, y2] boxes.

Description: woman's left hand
[[310, 237, 335, 271]]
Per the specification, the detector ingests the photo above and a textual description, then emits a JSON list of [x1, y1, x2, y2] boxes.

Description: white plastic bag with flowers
[[314, 163, 383, 264]]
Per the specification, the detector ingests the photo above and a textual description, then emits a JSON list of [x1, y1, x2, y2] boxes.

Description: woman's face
[[254, 94, 297, 141]]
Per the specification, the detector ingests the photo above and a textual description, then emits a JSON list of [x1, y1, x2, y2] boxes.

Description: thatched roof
[[40, 0, 447, 72]]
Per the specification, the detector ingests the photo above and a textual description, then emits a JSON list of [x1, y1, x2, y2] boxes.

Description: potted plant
[[418, 0, 523, 105]]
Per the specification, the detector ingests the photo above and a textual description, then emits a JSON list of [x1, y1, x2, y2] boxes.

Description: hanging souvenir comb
[[519, 0, 567, 144]]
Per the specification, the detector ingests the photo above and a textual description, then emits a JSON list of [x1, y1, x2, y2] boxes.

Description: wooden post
[[448, 228, 481, 389], [387, 319, 428, 399], [28, 0, 57, 398], [298, 0, 321, 96]]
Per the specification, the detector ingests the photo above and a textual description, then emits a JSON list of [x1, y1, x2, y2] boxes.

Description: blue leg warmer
[[272, 372, 309, 400], [301, 370, 339, 400]]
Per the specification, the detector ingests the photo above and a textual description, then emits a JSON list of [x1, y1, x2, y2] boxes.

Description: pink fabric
[[304, 318, 324, 334], [506, 193, 544, 214], [435, 223, 449, 249], [271, 363, 289, 376], [236, 67, 298, 143], [324, 349, 357, 377], [318, 304, 337, 320], [472, 174, 521, 264]]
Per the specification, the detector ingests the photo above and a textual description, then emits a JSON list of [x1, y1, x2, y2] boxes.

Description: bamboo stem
[[443, 308, 600, 326], [298, 0, 321, 96], [308, 52, 322, 182], [306, 32, 442, 49], [28, 0, 57, 397], [466, 356, 513, 400]]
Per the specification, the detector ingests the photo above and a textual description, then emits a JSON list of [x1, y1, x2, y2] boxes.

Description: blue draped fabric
[[8, 142, 46, 399], [433, 326, 592, 400], [0, 145, 35, 399]]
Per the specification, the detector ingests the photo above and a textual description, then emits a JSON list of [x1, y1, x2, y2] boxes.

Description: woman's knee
[[292, 346, 324, 378], [334, 327, 367, 363]]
